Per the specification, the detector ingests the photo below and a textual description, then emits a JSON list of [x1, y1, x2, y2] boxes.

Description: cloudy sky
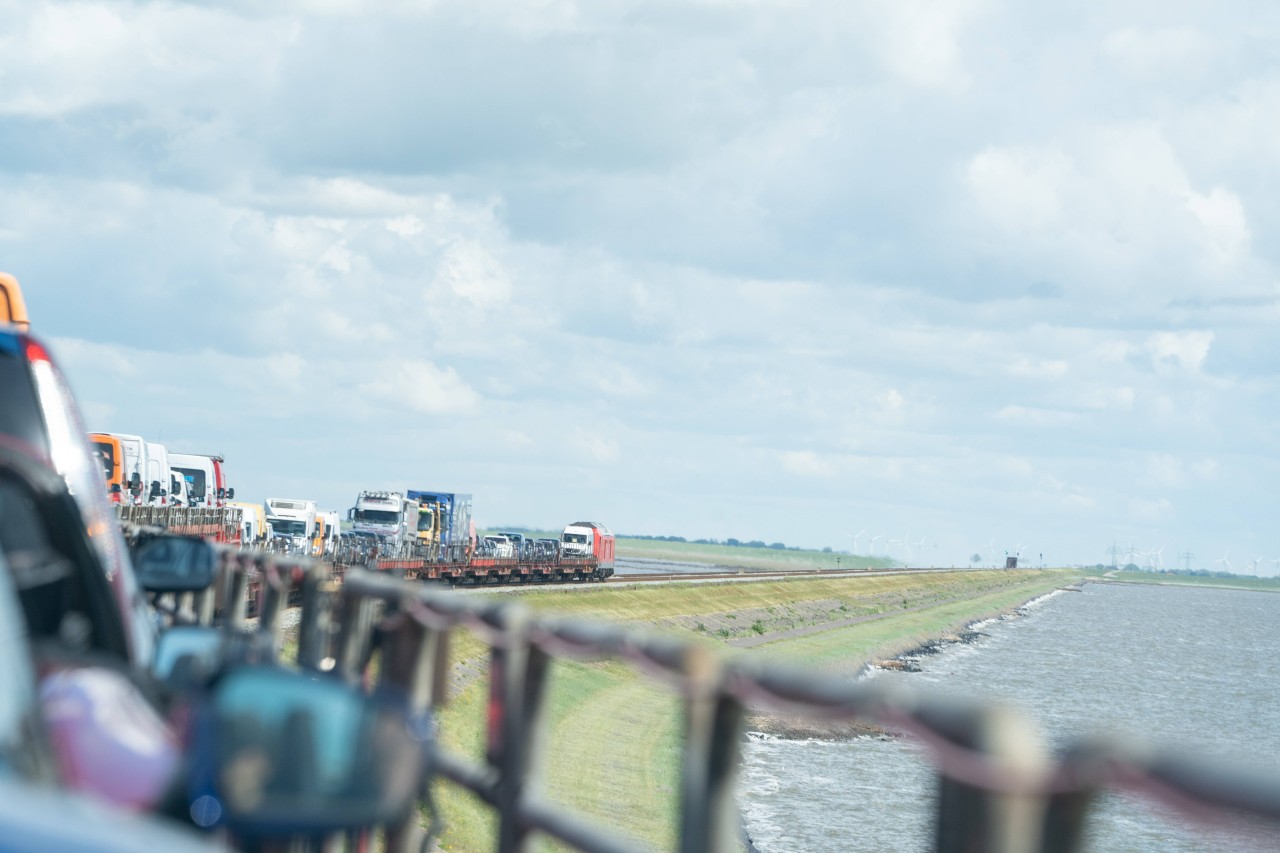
[[5, 0, 1278, 571]]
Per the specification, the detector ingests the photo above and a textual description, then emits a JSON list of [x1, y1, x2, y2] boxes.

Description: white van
[[143, 441, 170, 505], [101, 432, 147, 503]]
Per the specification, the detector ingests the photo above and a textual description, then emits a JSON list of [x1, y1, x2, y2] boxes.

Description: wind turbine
[[887, 530, 909, 560], [869, 534, 884, 556], [850, 530, 867, 553], [1214, 548, 1232, 573], [1251, 556, 1263, 576]]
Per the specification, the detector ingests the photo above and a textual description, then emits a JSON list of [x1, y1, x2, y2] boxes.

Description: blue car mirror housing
[[184, 665, 429, 837]]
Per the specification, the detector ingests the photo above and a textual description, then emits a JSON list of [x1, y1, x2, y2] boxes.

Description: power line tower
[[1178, 550, 1194, 572], [1105, 541, 1122, 570]]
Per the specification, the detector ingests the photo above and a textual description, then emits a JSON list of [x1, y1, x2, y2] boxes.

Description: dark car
[[0, 328, 154, 666]]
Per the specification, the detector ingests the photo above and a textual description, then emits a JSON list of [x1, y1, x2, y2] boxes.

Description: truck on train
[[406, 490, 473, 561], [349, 490, 418, 557], [170, 453, 232, 508], [90, 432, 173, 506], [265, 497, 318, 553]]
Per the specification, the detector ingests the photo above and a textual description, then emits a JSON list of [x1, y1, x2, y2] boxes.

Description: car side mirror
[[153, 625, 224, 684], [187, 667, 428, 836], [133, 535, 218, 593], [226, 488, 234, 500]]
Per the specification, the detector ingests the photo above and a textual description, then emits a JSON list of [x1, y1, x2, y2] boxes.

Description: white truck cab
[[264, 497, 318, 554]]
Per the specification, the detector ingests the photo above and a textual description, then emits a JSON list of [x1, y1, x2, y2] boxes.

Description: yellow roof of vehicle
[[0, 273, 30, 331]]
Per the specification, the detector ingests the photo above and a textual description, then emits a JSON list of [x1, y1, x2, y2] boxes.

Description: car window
[[0, 345, 49, 459]]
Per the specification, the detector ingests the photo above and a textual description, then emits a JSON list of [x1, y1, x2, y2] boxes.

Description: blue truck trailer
[[406, 490, 473, 561]]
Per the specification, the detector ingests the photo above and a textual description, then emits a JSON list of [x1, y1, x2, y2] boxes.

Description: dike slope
[[432, 568, 1081, 850]]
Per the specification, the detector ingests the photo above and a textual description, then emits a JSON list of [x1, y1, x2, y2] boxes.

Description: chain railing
[[168, 547, 1280, 853]]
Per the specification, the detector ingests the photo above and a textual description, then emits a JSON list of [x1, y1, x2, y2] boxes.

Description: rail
[[164, 544, 1280, 853]]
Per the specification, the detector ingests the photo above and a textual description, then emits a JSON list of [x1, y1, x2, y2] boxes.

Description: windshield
[[563, 533, 588, 544], [91, 441, 115, 481], [172, 467, 206, 499], [355, 509, 398, 524], [272, 520, 307, 536], [416, 510, 434, 532]]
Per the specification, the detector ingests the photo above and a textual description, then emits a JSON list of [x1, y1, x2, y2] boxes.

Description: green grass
[[429, 568, 1082, 849], [1106, 571, 1280, 592], [616, 536, 896, 571]]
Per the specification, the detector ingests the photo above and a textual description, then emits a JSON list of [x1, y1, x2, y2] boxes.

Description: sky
[[3, 0, 1278, 572]]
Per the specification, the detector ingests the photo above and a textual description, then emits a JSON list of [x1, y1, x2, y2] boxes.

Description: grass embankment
[[1105, 571, 1280, 592], [431, 568, 1081, 851], [616, 536, 896, 571]]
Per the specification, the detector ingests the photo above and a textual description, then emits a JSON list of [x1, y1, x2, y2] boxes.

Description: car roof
[[0, 777, 217, 852]]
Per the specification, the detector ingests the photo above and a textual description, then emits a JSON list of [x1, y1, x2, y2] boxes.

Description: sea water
[[738, 582, 1280, 852]]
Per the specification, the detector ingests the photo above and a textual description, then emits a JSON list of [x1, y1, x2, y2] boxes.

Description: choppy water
[[738, 582, 1280, 852]]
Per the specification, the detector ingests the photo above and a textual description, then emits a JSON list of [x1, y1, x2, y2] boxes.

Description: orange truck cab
[[0, 273, 31, 331], [88, 433, 128, 503]]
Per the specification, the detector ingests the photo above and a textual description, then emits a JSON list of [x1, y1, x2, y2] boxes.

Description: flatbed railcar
[[364, 554, 613, 584]]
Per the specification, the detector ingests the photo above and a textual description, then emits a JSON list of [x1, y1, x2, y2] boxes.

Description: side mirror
[[153, 625, 224, 683], [217, 488, 226, 500], [149, 481, 162, 498], [347, 508, 354, 521], [110, 483, 122, 494], [134, 535, 218, 593], [187, 667, 428, 836], [226, 488, 234, 500]]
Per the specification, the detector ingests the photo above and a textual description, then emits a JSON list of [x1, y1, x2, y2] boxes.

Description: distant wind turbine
[[1215, 549, 1232, 573]]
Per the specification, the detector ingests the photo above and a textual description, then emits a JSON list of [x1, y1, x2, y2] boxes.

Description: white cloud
[[5, 1, 1280, 568], [865, 0, 986, 90], [433, 240, 513, 310], [1146, 331, 1213, 372], [965, 146, 1070, 233], [357, 360, 480, 415], [1129, 497, 1173, 523], [1184, 187, 1250, 264], [572, 429, 619, 464], [994, 406, 1080, 428], [781, 450, 831, 478], [1104, 26, 1214, 78]]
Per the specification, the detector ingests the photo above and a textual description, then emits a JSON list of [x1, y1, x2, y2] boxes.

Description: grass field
[[1105, 570, 1280, 592], [430, 567, 1080, 850]]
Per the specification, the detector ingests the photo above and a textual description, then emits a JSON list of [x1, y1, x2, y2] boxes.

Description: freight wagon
[[341, 519, 615, 585]]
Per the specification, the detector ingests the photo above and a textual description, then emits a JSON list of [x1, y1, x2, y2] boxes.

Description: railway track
[[605, 566, 958, 583]]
